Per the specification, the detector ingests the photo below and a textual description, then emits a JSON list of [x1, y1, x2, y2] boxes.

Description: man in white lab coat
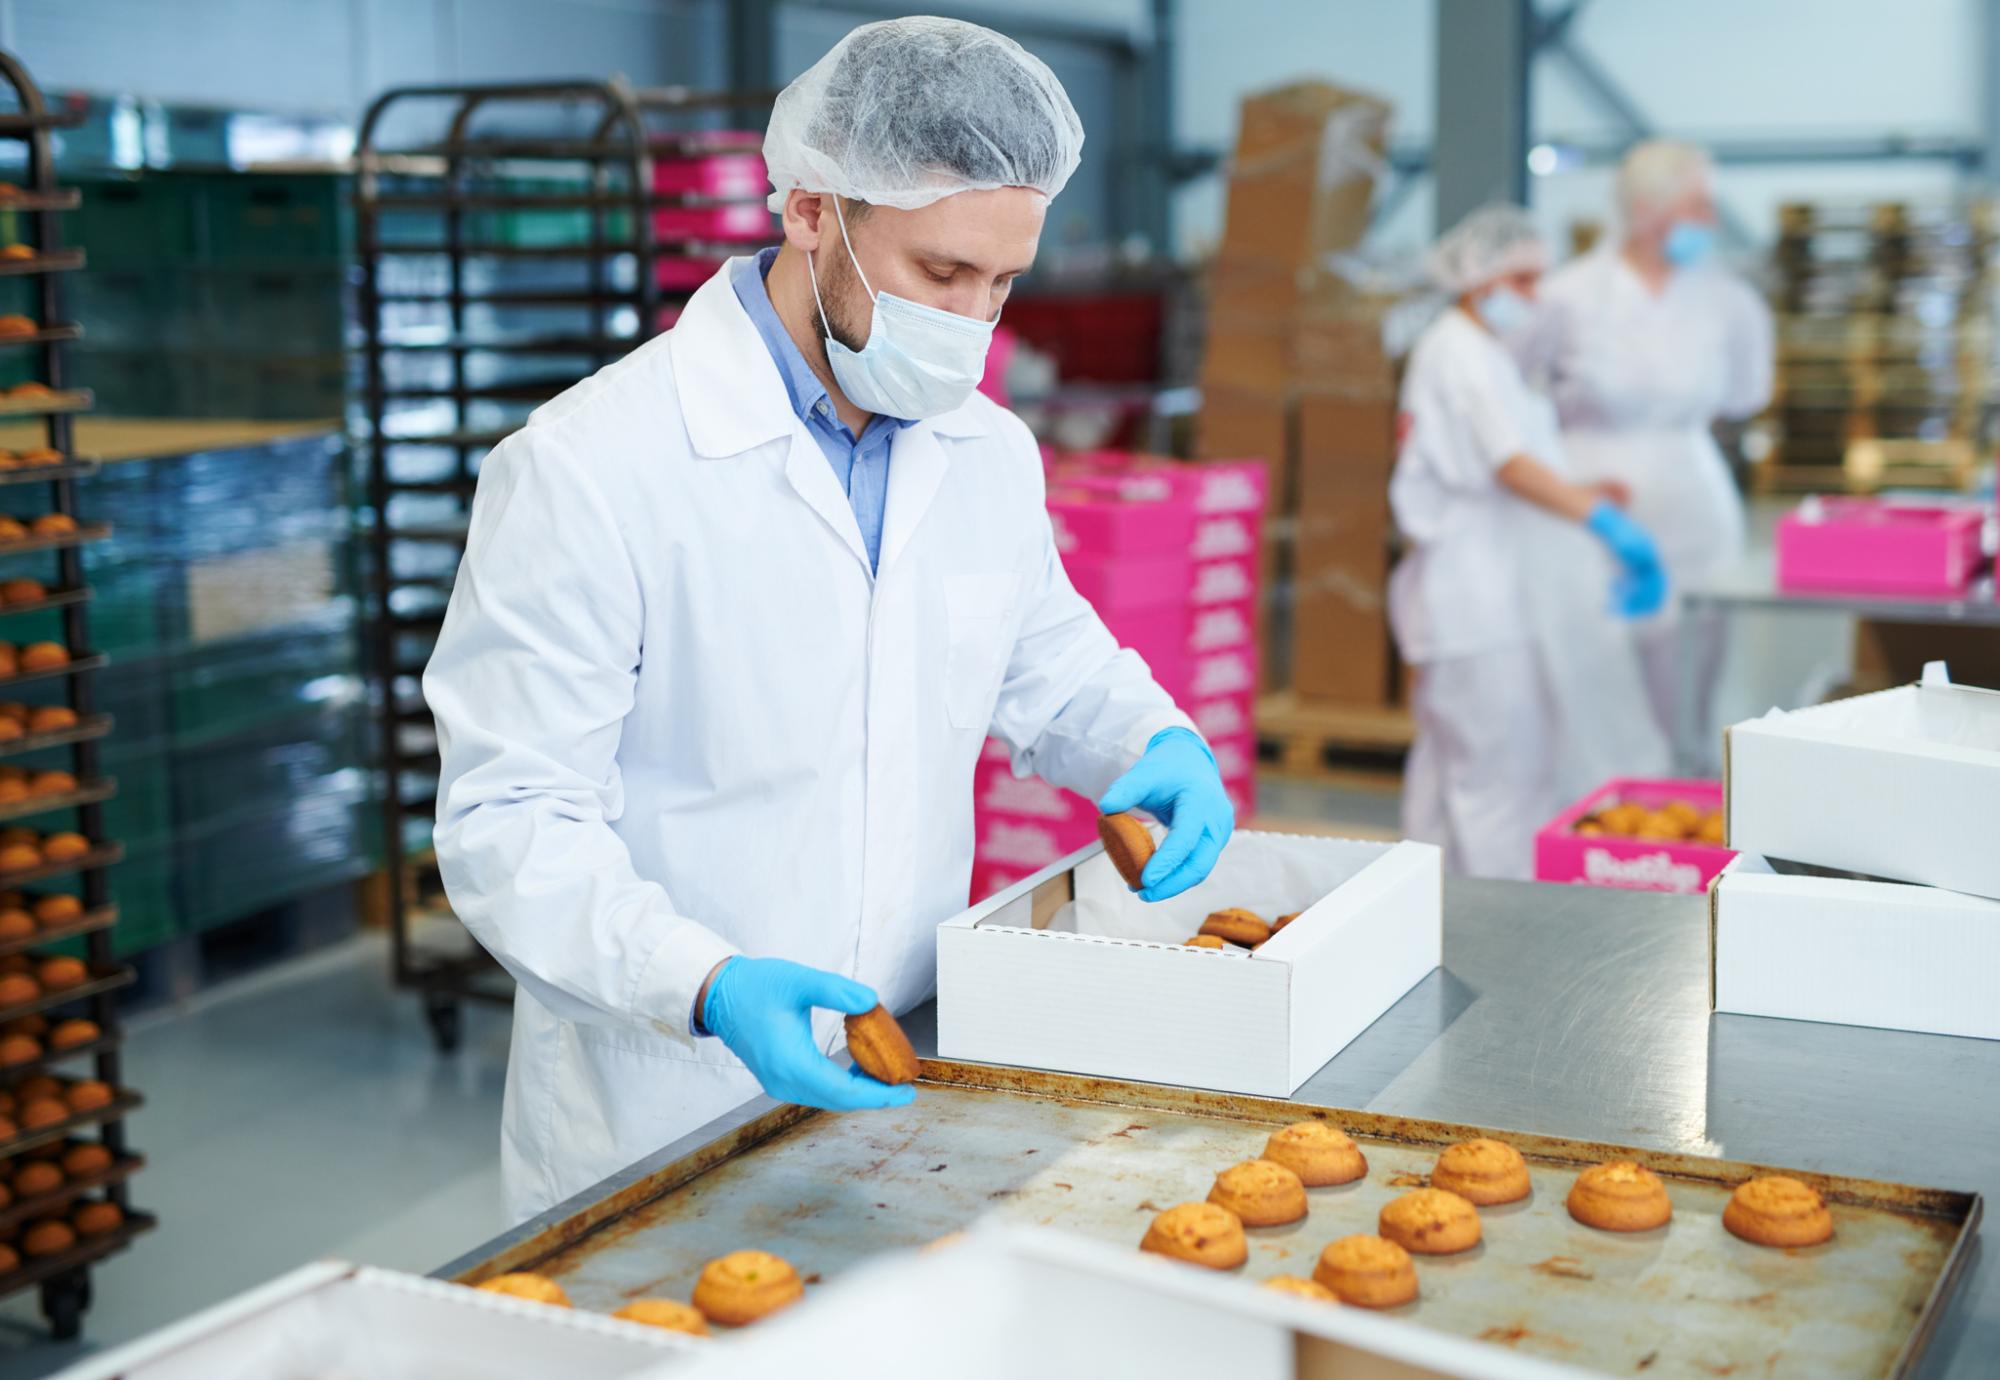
[[424, 17, 1233, 1223], [1519, 140, 1775, 762]]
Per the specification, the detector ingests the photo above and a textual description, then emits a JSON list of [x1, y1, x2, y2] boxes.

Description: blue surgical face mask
[[806, 197, 997, 421], [1663, 219, 1715, 268], [1474, 286, 1533, 336]]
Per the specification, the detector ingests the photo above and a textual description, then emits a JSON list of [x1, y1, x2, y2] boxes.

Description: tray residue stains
[[1529, 1254, 1594, 1281]]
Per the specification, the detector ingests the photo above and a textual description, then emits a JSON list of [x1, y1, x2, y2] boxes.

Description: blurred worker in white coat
[[1391, 206, 1672, 879], [1518, 140, 1774, 761], [424, 18, 1234, 1222]]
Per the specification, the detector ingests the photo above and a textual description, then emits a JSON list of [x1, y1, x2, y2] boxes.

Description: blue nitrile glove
[[1096, 727, 1235, 902], [701, 957, 916, 1111], [1585, 500, 1669, 619]]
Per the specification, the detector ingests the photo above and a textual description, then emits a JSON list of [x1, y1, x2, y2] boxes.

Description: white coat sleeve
[[1716, 275, 1775, 420], [986, 438, 1197, 802], [424, 429, 738, 1045], [1443, 345, 1534, 482]]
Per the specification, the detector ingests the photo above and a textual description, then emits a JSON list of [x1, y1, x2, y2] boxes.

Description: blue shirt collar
[[730, 245, 914, 435]]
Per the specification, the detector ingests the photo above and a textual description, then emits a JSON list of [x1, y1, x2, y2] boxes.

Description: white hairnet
[[1427, 203, 1547, 294], [763, 16, 1084, 213], [1617, 139, 1713, 222]]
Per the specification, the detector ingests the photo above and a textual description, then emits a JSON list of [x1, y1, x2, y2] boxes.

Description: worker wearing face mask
[[1391, 205, 1671, 879], [1517, 140, 1775, 764], [424, 17, 1233, 1222]]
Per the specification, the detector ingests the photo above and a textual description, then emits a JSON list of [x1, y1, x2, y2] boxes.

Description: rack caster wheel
[[41, 1269, 90, 1340], [425, 993, 463, 1053]]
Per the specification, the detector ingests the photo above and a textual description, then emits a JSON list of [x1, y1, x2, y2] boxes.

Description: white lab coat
[[425, 260, 1193, 1223], [1389, 308, 1666, 878], [1519, 249, 1773, 757]]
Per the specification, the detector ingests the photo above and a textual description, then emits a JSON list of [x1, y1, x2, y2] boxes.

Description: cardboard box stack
[[970, 455, 1269, 902], [1193, 80, 1402, 706]]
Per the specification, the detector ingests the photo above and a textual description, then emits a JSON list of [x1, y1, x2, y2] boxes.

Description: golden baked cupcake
[[613, 1298, 709, 1335], [1261, 1274, 1338, 1303], [1207, 1158, 1308, 1226], [844, 1004, 919, 1086], [1430, 1138, 1530, 1205], [29, 771, 74, 797], [1379, 1187, 1481, 1255], [27, 706, 75, 733], [1312, 1234, 1418, 1308], [1696, 812, 1726, 846], [33, 894, 81, 925], [476, 1273, 571, 1306], [1567, 1160, 1672, 1232], [22, 1219, 71, 1256], [1198, 908, 1270, 948], [1139, 1201, 1248, 1270], [60, 1143, 111, 1177], [17, 644, 66, 672], [0, 846, 39, 874], [65, 1080, 112, 1113], [0, 973, 37, 1005], [40, 833, 89, 863], [1097, 811, 1154, 889], [1723, 1175, 1833, 1248], [1262, 1121, 1367, 1187], [692, 1249, 804, 1325], [0, 1243, 16, 1272], [0, 1034, 38, 1065], [1270, 911, 1301, 933], [36, 956, 85, 990], [72, 1200, 121, 1236], [28, 513, 72, 536], [0, 910, 28, 941], [15, 1074, 59, 1101], [48, 1019, 97, 1049], [1184, 934, 1226, 949], [12, 1161, 59, 1196], [0, 579, 41, 605]]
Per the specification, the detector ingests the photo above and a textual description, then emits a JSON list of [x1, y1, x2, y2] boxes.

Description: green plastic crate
[[200, 174, 348, 266], [72, 176, 204, 266]]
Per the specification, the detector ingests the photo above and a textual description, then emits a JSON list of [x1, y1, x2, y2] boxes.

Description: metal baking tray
[[441, 1061, 1978, 1379]]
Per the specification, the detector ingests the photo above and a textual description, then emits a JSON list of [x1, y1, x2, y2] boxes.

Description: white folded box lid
[[51, 1260, 695, 1380], [1726, 662, 2000, 900], [937, 828, 1441, 1097], [1710, 853, 2000, 1041], [641, 1226, 1587, 1380]]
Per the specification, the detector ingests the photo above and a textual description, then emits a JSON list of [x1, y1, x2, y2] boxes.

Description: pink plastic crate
[[974, 757, 1093, 826], [1534, 777, 1734, 894], [651, 148, 768, 198], [1188, 600, 1256, 654], [1775, 498, 1988, 596], [1190, 646, 1258, 701], [971, 862, 1030, 903], [974, 811, 1095, 873], [1223, 772, 1257, 823], [1189, 692, 1255, 742], [1063, 551, 1191, 613], [652, 203, 774, 242], [1191, 511, 1259, 563], [1056, 452, 1270, 515], [1047, 475, 1198, 558], [1190, 556, 1258, 607], [1102, 603, 1191, 667]]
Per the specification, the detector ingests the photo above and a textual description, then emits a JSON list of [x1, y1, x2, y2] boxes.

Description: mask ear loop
[[831, 195, 876, 300]]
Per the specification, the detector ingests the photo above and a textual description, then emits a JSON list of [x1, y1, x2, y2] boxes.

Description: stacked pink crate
[[969, 455, 1268, 902], [651, 133, 774, 330]]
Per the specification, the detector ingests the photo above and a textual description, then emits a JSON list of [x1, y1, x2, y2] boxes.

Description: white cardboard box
[[937, 828, 1442, 1096], [646, 1226, 1586, 1380], [1709, 853, 2000, 1041], [53, 1261, 697, 1380], [1726, 662, 2000, 899]]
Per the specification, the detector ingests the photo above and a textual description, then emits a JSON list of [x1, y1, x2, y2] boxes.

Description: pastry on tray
[[1723, 1174, 1833, 1248], [1183, 934, 1225, 949], [1139, 1201, 1247, 1270], [1207, 1158, 1308, 1226], [1270, 911, 1301, 933], [692, 1249, 804, 1325], [1429, 1138, 1530, 1205], [1097, 812, 1154, 890], [1313, 1234, 1417, 1308], [476, 1273, 571, 1306], [843, 1004, 919, 1086], [1261, 1274, 1338, 1303], [72, 1200, 121, 1236], [1197, 908, 1270, 948], [613, 1298, 710, 1335], [1567, 1160, 1672, 1232], [1378, 1187, 1481, 1255], [1262, 1120, 1367, 1187]]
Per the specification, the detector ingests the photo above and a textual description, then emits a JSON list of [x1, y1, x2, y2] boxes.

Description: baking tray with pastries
[[0, 576, 89, 613], [0, 944, 132, 1026], [1099, 813, 1313, 953], [0, 1008, 114, 1074], [0, 699, 104, 755], [0, 887, 113, 957], [0, 247, 82, 278], [0, 1195, 156, 1290], [0, 824, 122, 886], [0, 762, 112, 823], [0, 508, 107, 554], [0, 1136, 143, 1235], [460, 1061, 1976, 1378], [0, 641, 104, 688], [0, 449, 93, 485], [0, 1072, 141, 1158], [0, 382, 90, 417]]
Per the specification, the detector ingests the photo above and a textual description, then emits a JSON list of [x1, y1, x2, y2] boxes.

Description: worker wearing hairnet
[[1517, 140, 1774, 763], [1391, 206, 1671, 879], [424, 17, 1232, 1222]]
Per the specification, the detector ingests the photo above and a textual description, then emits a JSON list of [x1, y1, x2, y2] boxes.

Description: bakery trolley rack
[[351, 77, 771, 1051], [0, 48, 156, 1339]]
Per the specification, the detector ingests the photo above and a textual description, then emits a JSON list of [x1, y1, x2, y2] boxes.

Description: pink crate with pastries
[[1534, 777, 1734, 894], [1775, 497, 1988, 596]]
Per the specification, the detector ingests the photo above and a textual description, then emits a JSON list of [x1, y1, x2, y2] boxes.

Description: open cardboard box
[[1725, 662, 2000, 900], [1709, 853, 2000, 1041], [54, 1260, 695, 1380], [646, 1226, 1581, 1380], [937, 828, 1441, 1097]]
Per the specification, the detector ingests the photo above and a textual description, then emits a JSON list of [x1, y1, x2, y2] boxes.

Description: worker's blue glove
[[1096, 727, 1235, 902], [701, 957, 915, 1112], [1585, 500, 1669, 618]]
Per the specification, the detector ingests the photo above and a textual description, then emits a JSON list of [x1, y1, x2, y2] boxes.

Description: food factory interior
[[0, 1, 1985, 1376]]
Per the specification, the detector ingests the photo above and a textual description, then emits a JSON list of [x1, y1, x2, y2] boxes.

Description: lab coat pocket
[[943, 572, 1021, 730]]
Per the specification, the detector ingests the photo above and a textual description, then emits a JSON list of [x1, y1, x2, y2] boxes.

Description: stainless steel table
[[1685, 552, 2000, 626], [448, 878, 1999, 1377]]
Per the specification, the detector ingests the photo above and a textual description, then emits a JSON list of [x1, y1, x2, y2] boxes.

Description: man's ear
[[781, 190, 828, 251]]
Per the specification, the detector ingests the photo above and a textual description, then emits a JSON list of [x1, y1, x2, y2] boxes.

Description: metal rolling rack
[[0, 49, 154, 1339], [352, 79, 770, 1051]]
